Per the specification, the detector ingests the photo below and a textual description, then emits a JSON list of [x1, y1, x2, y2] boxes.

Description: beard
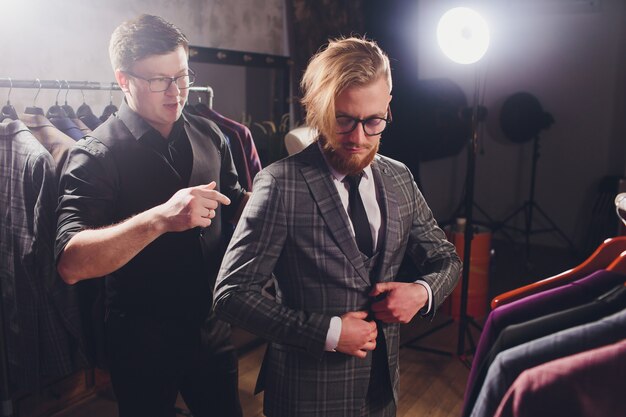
[[319, 135, 379, 175]]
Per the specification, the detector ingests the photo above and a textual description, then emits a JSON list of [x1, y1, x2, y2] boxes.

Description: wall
[[414, 0, 626, 249], [0, 0, 286, 116]]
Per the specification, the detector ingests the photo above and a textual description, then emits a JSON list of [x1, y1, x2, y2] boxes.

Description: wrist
[[143, 205, 168, 236]]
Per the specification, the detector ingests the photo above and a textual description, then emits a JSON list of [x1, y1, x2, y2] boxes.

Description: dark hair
[[109, 14, 189, 71]]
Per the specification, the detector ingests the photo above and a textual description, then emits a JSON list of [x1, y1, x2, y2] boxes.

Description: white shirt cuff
[[414, 280, 433, 314], [324, 316, 342, 351]]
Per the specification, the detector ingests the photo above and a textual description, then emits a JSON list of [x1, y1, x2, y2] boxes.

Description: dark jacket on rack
[[463, 269, 626, 417], [191, 104, 262, 191], [469, 305, 626, 417], [76, 103, 102, 131], [0, 119, 84, 393], [494, 339, 626, 417], [18, 113, 76, 179]]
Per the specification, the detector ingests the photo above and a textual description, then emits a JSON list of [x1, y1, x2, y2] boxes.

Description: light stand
[[402, 7, 489, 366], [456, 67, 485, 363], [497, 135, 578, 262], [495, 93, 578, 263]]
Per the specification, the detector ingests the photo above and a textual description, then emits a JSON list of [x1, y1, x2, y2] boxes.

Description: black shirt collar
[[117, 99, 189, 142]]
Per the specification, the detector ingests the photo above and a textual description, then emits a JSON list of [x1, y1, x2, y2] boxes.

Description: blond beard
[[319, 135, 379, 175]]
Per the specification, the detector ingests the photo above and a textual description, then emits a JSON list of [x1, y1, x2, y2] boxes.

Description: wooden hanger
[[491, 236, 626, 309], [606, 250, 626, 275]]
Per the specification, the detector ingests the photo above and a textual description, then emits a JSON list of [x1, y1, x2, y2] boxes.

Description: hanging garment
[[483, 284, 626, 371], [192, 104, 262, 189], [18, 113, 76, 179], [469, 305, 626, 417], [184, 105, 251, 191], [70, 118, 92, 136], [0, 120, 84, 393], [491, 236, 626, 309], [463, 269, 626, 417], [494, 339, 626, 417], [99, 102, 118, 123], [76, 102, 102, 130], [467, 284, 626, 417]]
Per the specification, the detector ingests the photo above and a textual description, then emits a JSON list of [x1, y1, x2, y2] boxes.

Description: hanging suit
[[469, 305, 626, 417]]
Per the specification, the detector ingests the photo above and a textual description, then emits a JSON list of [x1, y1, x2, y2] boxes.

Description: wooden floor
[[51, 314, 470, 417]]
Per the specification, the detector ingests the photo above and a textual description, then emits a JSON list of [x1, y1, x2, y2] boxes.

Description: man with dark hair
[[56, 14, 245, 417], [214, 36, 461, 417]]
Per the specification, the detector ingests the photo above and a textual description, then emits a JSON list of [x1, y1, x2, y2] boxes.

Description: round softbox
[[383, 78, 470, 163], [500, 92, 554, 143]]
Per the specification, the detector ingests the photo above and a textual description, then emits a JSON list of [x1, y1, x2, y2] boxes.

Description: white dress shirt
[[320, 145, 433, 351]]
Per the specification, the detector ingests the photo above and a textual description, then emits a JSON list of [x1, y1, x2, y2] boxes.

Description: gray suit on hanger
[[469, 301, 626, 417]]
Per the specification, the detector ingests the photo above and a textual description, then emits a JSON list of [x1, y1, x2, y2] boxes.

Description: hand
[[370, 282, 428, 324], [155, 182, 231, 232], [336, 311, 377, 358]]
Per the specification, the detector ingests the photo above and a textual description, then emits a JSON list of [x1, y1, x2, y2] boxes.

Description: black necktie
[[345, 173, 373, 257]]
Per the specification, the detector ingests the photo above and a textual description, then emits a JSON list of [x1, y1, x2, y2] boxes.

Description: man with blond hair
[[214, 36, 461, 417]]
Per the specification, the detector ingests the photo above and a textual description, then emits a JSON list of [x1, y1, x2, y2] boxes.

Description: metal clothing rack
[[0, 76, 214, 417], [0, 78, 214, 110]]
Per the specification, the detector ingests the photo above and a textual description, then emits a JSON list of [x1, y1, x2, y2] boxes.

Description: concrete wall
[[0, 0, 286, 117]]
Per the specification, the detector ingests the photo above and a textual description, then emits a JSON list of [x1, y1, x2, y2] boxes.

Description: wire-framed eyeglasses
[[124, 68, 196, 92], [335, 106, 392, 136]]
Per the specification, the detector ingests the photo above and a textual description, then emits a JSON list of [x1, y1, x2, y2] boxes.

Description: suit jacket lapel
[[371, 156, 401, 284], [299, 144, 370, 285]]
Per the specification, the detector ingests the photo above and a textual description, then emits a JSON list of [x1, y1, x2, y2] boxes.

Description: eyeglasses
[[124, 69, 196, 92], [335, 107, 392, 136]]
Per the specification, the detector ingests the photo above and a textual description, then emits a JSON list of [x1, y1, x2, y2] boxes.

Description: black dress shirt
[[55, 101, 245, 342]]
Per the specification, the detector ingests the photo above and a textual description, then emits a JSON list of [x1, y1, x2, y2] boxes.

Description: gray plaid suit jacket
[[214, 143, 461, 417]]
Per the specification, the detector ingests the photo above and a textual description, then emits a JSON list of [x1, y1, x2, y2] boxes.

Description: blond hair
[[300, 36, 392, 140]]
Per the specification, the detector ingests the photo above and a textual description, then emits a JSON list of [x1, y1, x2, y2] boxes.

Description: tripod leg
[[401, 318, 455, 357], [531, 203, 578, 256]]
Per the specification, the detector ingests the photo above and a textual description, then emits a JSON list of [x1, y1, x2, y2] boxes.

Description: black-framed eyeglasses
[[125, 68, 196, 92], [335, 106, 392, 136]]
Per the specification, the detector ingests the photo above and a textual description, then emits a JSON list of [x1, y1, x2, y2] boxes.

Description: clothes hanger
[[491, 235, 626, 309], [262, 120, 277, 135], [241, 111, 252, 127], [61, 81, 77, 118], [279, 113, 290, 134], [252, 122, 268, 136], [46, 80, 68, 119], [76, 88, 94, 116], [99, 83, 119, 122], [24, 78, 45, 116], [1, 78, 18, 121], [605, 250, 626, 275]]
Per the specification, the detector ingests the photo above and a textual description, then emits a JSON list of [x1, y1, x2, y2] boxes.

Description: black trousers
[[106, 310, 243, 417]]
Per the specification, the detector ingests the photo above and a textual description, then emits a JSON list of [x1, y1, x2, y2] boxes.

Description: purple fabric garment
[[463, 269, 626, 415], [495, 339, 626, 417], [194, 105, 262, 186]]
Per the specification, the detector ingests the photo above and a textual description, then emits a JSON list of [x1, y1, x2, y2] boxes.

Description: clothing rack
[[0, 78, 214, 109]]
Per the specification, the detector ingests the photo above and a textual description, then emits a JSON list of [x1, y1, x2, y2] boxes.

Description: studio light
[[407, 6, 491, 364], [437, 7, 490, 65]]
